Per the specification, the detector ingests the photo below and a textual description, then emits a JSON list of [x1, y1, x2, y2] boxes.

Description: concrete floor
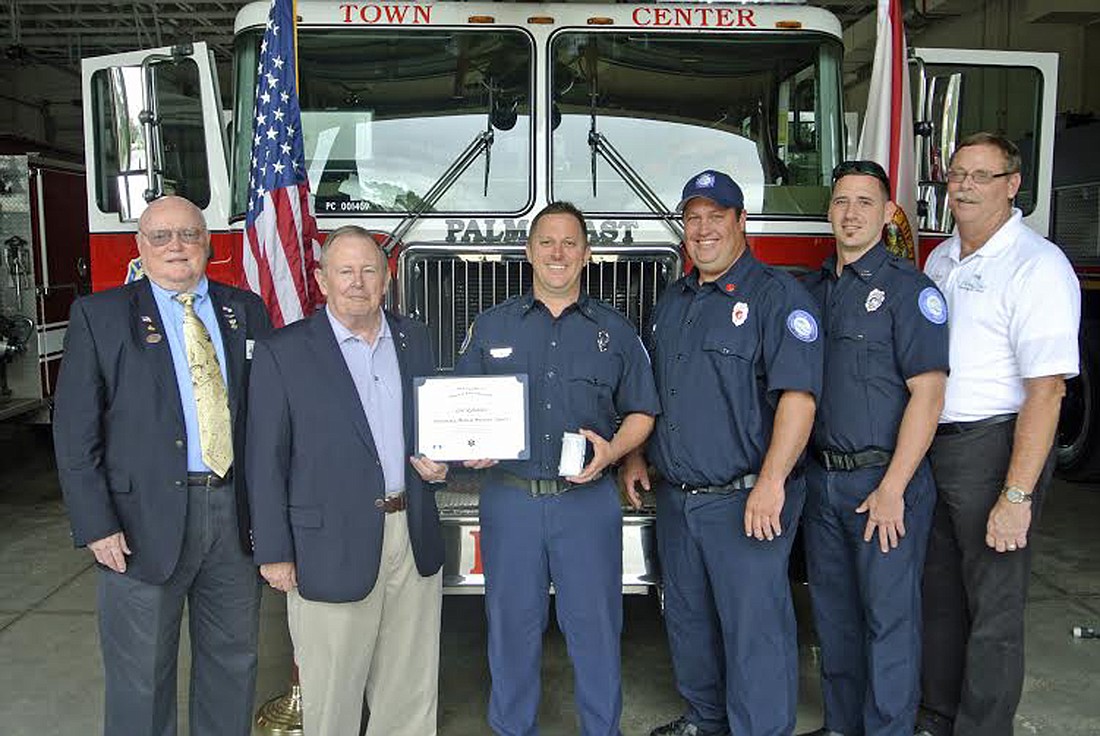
[[1, 424, 1098, 735]]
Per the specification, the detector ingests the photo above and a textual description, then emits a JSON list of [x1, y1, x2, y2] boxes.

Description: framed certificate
[[414, 374, 530, 461]]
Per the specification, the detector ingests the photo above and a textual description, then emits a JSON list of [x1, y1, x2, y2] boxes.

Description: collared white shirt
[[924, 208, 1080, 422]]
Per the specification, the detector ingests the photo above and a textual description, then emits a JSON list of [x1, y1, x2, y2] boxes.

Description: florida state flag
[[858, 0, 918, 259]]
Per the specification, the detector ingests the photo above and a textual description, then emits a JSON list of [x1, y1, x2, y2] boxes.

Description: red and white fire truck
[[77, 1, 1063, 590], [0, 144, 89, 425]]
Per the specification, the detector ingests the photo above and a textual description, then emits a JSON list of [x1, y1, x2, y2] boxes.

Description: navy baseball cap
[[676, 170, 744, 212]]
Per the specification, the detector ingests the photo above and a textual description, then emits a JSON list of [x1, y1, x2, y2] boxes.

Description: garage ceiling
[[2, 1, 881, 70], [4, 0, 1097, 84]]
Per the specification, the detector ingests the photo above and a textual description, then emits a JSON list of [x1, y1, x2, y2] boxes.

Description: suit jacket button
[[175, 439, 184, 448], [174, 480, 184, 487]]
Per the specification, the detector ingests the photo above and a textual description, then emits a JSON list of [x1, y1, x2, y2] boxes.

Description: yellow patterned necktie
[[175, 292, 233, 477]]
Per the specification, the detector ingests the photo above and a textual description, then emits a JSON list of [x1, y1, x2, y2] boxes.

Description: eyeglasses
[[945, 169, 1014, 185], [831, 160, 891, 191], [139, 227, 206, 247]]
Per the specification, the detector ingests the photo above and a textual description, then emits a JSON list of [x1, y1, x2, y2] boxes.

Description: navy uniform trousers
[[803, 460, 936, 736], [480, 473, 624, 736], [656, 475, 807, 736]]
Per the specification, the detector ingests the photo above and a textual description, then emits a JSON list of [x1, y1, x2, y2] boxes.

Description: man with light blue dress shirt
[[54, 195, 273, 735], [248, 225, 447, 735]]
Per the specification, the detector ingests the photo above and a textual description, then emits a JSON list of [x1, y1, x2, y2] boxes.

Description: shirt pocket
[[566, 355, 618, 420], [483, 344, 527, 377], [830, 326, 867, 379], [702, 327, 757, 362]]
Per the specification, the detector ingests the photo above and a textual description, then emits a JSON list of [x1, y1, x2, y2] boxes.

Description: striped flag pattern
[[242, 0, 321, 326], [858, 0, 918, 259]]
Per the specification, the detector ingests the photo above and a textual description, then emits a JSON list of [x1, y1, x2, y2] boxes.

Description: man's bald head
[[136, 196, 211, 292]]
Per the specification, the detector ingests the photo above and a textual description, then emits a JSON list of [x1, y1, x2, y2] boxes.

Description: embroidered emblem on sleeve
[[918, 287, 948, 325], [786, 309, 819, 343]]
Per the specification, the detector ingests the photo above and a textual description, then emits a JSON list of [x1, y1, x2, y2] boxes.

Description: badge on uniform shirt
[[489, 346, 514, 358], [731, 301, 749, 327], [786, 309, 819, 343], [865, 288, 886, 313], [597, 329, 610, 352], [918, 286, 948, 325], [246, 339, 255, 360]]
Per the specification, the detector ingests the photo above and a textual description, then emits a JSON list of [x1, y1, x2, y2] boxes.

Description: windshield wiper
[[383, 83, 497, 255], [586, 76, 684, 243]]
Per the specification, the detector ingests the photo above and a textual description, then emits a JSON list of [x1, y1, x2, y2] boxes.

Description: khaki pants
[[288, 510, 442, 736]]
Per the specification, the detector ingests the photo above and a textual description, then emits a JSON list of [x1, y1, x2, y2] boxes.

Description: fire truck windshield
[[552, 31, 844, 218], [230, 29, 533, 218]]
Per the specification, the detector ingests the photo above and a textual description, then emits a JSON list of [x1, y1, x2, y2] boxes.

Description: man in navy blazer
[[247, 225, 447, 735], [53, 196, 273, 735]]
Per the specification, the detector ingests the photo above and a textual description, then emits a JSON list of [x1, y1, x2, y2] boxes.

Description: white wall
[[0, 63, 84, 156]]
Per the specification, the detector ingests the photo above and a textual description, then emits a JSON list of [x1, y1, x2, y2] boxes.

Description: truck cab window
[[550, 32, 844, 218], [89, 61, 211, 217], [231, 29, 533, 218]]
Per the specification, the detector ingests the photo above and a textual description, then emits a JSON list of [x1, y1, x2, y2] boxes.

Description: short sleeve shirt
[[648, 251, 823, 487], [804, 242, 950, 452], [454, 291, 660, 479], [923, 209, 1080, 422]]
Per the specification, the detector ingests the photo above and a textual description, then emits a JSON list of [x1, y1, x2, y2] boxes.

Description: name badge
[[246, 339, 255, 360], [489, 347, 513, 359]]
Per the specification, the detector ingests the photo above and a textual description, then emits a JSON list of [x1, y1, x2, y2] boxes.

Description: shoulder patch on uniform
[[918, 286, 948, 325], [786, 309, 819, 343]]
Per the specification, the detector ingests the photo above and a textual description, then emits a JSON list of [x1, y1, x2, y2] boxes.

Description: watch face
[[1006, 488, 1027, 503]]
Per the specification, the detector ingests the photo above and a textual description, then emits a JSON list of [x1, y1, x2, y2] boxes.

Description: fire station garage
[[2, 1, 1099, 734]]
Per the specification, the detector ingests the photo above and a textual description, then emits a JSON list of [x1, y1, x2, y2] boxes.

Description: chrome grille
[[399, 244, 681, 369]]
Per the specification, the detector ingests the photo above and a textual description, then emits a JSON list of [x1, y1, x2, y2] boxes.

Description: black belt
[[186, 470, 232, 488], [936, 413, 1017, 436], [673, 473, 758, 495], [374, 492, 407, 513], [496, 471, 576, 497], [816, 448, 893, 472]]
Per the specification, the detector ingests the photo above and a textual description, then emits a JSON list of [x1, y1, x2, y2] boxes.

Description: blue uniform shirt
[[149, 276, 229, 473], [804, 242, 950, 453], [648, 252, 823, 487], [454, 291, 660, 480]]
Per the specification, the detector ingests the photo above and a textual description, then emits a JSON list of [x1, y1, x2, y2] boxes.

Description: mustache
[[952, 195, 981, 204]]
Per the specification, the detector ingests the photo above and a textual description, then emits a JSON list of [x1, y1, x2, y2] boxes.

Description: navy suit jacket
[[53, 278, 273, 585], [246, 309, 444, 603]]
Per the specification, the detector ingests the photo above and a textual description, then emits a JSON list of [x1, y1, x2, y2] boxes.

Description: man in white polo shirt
[[917, 132, 1080, 736]]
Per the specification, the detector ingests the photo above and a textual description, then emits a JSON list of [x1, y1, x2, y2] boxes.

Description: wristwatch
[[1002, 485, 1033, 504]]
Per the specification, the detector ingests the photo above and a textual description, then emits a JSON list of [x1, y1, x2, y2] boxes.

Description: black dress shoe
[[649, 715, 730, 736]]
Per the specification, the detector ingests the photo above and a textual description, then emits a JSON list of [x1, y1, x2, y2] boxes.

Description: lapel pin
[[146, 333, 162, 344]]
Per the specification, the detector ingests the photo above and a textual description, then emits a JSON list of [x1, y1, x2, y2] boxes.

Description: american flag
[[242, 0, 321, 327], [858, 0, 918, 259]]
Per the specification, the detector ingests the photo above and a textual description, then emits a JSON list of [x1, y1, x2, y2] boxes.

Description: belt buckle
[[530, 479, 568, 497]]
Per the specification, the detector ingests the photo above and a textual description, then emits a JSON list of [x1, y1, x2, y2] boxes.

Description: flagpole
[[252, 1, 308, 731], [254, 662, 304, 735]]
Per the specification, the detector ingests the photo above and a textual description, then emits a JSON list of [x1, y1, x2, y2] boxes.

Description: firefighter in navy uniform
[[622, 171, 823, 736], [455, 201, 659, 736], [798, 161, 948, 736]]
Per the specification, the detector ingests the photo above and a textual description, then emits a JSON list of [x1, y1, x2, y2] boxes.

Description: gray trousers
[[98, 484, 261, 736], [919, 420, 1054, 736]]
